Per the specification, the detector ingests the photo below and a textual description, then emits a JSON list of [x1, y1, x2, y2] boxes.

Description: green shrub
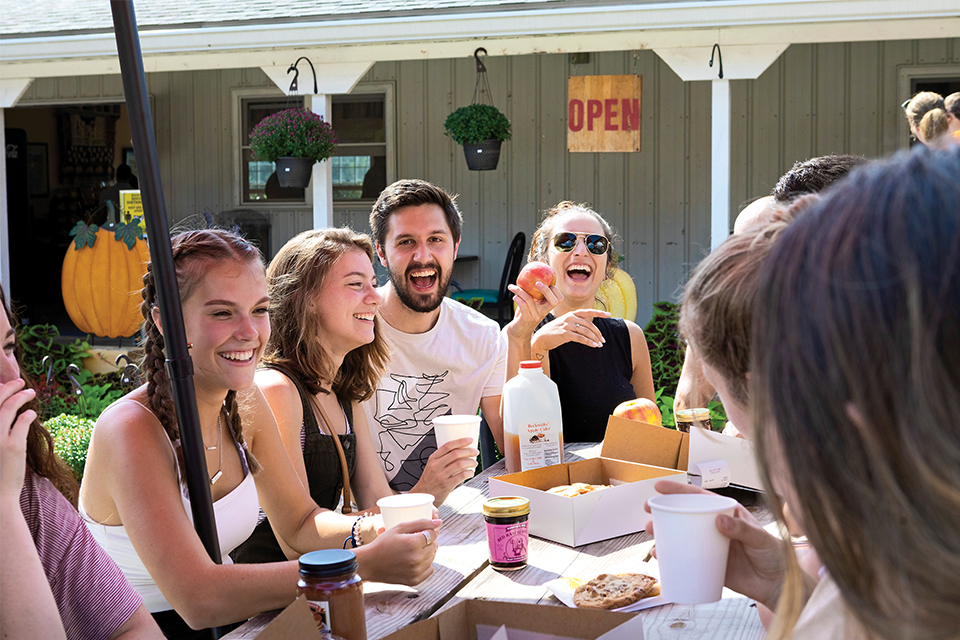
[[17, 323, 90, 381], [443, 104, 512, 144], [45, 414, 96, 481]]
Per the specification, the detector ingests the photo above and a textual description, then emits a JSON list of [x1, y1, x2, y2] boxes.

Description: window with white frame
[[238, 90, 389, 204]]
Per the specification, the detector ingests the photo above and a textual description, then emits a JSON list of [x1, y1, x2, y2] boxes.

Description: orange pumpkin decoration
[[61, 221, 149, 338]]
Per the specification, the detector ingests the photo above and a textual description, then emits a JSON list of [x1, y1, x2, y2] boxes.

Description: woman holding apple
[[516, 201, 655, 442]]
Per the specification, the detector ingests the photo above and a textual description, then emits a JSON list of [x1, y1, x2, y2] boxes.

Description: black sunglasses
[[552, 232, 610, 255]]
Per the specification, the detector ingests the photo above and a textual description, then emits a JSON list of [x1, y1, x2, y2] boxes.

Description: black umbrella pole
[[110, 0, 222, 565]]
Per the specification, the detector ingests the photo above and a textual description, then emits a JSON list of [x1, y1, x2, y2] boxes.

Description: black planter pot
[[462, 140, 502, 171], [276, 156, 316, 188]]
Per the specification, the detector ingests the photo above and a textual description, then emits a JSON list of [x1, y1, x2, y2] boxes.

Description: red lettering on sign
[[587, 100, 603, 131], [568, 100, 584, 132], [622, 98, 640, 131], [604, 99, 619, 131]]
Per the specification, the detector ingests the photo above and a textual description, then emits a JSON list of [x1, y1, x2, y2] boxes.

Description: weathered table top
[[224, 443, 770, 640]]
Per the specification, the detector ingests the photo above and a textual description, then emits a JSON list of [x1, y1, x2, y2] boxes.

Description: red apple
[[613, 398, 662, 427], [516, 261, 556, 300]]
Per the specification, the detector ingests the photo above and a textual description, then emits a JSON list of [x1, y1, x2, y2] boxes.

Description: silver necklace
[[210, 413, 223, 485]]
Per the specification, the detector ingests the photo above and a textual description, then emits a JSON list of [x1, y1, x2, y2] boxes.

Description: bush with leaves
[[249, 108, 337, 163], [17, 323, 90, 382], [444, 104, 512, 145], [644, 301, 726, 430], [45, 414, 96, 482]]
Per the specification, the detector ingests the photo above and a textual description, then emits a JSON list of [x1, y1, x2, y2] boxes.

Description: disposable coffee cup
[[376, 493, 435, 530], [432, 414, 481, 450], [649, 493, 738, 604]]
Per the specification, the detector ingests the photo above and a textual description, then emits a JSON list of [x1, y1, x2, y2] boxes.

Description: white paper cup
[[376, 493, 435, 530], [649, 493, 738, 604], [432, 414, 481, 450]]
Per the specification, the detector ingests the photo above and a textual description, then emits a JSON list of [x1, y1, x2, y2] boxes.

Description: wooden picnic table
[[224, 443, 771, 640]]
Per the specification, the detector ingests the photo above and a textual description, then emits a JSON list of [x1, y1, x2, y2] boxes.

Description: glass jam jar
[[483, 496, 530, 571], [297, 549, 366, 640], [675, 407, 712, 434]]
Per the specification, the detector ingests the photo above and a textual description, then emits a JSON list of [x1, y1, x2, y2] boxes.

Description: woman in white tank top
[[78, 229, 440, 638]]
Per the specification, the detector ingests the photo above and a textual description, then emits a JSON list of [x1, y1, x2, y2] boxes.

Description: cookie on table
[[572, 573, 660, 609]]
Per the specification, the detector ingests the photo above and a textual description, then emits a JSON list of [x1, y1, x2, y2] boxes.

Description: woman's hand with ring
[[532, 309, 609, 354]]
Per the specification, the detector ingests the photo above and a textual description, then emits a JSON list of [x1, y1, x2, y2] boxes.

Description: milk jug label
[[520, 421, 561, 471]]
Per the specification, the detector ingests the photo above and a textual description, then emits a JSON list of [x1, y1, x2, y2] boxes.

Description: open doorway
[[4, 103, 134, 340]]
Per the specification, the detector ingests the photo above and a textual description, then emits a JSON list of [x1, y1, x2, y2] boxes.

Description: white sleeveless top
[[80, 405, 260, 613]]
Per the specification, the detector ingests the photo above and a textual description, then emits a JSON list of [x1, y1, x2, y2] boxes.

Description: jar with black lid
[[483, 496, 530, 571], [297, 549, 366, 640]]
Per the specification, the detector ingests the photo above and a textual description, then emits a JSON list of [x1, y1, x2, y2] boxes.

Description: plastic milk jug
[[503, 361, 564, 473]]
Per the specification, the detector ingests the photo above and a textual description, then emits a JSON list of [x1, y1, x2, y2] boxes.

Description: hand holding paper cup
[[648, 493, 738, 604], [432, 414, 481, 450], [376, 493, 436, 530]]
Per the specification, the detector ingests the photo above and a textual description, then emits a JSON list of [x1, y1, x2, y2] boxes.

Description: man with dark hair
[[945, 92, 960, 141], [772, 154, 869, 203], [363, 179, 506, 505]]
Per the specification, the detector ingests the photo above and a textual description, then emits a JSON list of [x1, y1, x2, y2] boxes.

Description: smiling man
[[363, 179, 507, 505]]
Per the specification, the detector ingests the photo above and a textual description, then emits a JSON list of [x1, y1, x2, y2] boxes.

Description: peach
[[613, 398, 662, 427], [516, 261, 556, 300]]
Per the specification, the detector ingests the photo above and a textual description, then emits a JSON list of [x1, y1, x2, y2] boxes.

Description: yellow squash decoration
[[595, 267, 638, 323], [61, 220, 149, 339]]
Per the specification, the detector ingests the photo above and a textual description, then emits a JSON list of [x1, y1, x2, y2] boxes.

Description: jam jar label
[[307, 599, 331, 631], [486, 520, 528, 563]]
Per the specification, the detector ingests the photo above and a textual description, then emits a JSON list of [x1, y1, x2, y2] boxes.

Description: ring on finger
[[422, 530, 432, 548], [575, 323, 581, 330]]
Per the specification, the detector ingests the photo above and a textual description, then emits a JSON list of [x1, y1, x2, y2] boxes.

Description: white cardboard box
[[687, 425, 764, 491], [489, 418, 687, 547]]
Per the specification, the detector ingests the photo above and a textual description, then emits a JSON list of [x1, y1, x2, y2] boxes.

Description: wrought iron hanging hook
[[66, 364, 84, 397], [474, 47, 488, 74], [287, 56, 318, 95], [709, 44, 724, 79], [41, 355, 54, 386], [116, 354, 141, 387]]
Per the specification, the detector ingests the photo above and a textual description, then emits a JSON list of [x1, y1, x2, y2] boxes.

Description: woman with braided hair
[[79, 229, 439, 639]]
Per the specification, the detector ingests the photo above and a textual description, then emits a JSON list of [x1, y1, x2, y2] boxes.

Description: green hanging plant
[[443, 104, 512, 145]]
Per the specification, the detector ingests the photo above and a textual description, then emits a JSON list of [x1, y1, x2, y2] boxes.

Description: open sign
[[567, 75, 642, 153]]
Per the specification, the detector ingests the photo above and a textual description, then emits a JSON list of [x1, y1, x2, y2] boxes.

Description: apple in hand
[[516, 261, 557, 300], [613, 398, 662, 427]]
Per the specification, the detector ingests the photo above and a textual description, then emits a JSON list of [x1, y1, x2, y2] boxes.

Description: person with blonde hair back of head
[[232, 228, 439, 571], [79, 229, 438, 640], [903, 91, 945, 145], [651, 147, 960, 640]]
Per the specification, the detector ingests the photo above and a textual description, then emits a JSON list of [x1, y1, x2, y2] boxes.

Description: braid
[[224, 390, 261, 474], [141, 263, 186, 478]]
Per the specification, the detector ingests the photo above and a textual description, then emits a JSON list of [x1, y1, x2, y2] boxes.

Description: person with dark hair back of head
[[772, 154, 869, 203], [98, 163, 135, 222], [0, 286, 163, 640], [946, 93, 960, 137]]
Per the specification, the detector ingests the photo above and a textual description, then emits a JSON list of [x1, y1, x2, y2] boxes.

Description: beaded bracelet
[[349, 515, 368, 548]]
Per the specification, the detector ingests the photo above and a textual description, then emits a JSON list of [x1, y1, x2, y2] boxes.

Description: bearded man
[[362, 179, 507, 505]]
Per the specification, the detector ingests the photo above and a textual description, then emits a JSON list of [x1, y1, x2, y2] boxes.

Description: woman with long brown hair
[[233, 227, 432, 566], [0, 286, 162, 639], [78, 229, 437, 639]]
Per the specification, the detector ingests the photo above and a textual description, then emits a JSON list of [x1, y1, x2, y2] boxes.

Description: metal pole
[[109, 0, 222, 564]]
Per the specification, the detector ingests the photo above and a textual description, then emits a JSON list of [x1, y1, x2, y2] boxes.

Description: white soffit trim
[[0, 78, 33, 107], [654, 44, 788, 81], [260, 61, 374, 95]]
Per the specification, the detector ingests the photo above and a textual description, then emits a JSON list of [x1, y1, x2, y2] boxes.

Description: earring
[[187, 343, 193, 349]]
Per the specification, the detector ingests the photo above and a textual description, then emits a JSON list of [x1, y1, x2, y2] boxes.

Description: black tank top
[[538, 315, 635, 442], [230, 365, 357, 564]]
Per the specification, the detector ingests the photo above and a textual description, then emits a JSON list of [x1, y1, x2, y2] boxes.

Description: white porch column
[[0, 77, 33, 296], [710, 79, 730, 251], [306, 93, 334, 229], [261, 61, 373, 231], [652, 45, 787, 249]]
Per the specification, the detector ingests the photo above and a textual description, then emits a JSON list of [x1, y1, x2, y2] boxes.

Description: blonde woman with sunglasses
[[508, 202, 655, 442]]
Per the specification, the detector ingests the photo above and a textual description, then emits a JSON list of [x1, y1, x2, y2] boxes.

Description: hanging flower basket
[[462, 140, 503, 171], [248, 107, 337, 188], [275, 156, 316, 188]]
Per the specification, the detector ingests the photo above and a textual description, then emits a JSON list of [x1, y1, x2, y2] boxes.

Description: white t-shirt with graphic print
[[363, 297, 507, 491]]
